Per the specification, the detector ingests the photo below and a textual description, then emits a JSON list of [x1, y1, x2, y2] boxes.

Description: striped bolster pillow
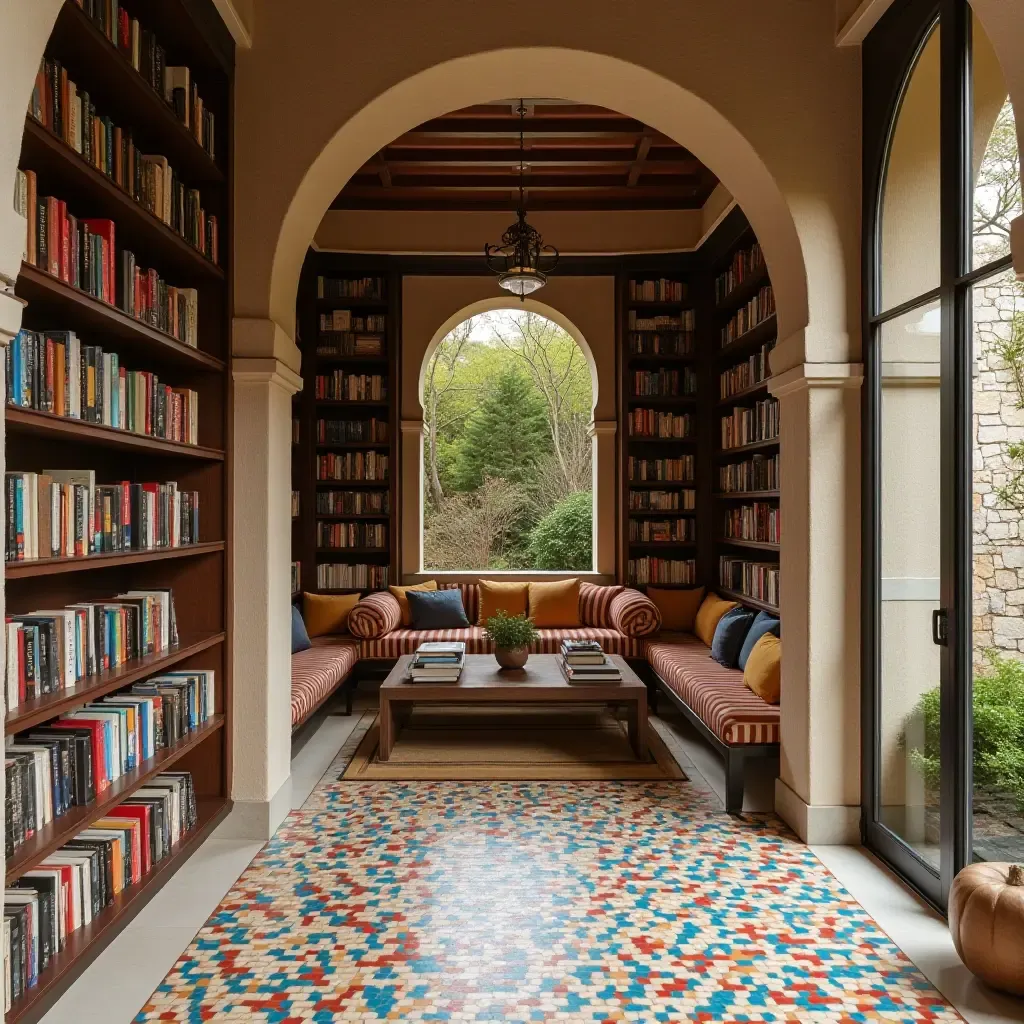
[[609, 588, 662, 637], [579, 582, 624, 627], [348, 591, 402, 639]]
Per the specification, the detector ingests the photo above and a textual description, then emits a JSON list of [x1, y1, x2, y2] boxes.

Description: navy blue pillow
[[407, 587, 470, 629], [710, 605, 756, 668], [737, 611, 781, 671], [291, 604, 312, 654]]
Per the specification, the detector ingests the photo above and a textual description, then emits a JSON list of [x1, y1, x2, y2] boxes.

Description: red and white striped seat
[[290, 636, 359, 728], [646, 634, 779, 745]]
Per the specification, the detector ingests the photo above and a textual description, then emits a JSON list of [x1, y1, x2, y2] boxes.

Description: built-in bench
[[290, 635, 360, 731], [291, 583, 780, 812], [645, 634, 780, 812]]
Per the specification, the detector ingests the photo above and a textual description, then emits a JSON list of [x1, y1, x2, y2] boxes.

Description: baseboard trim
[[775, 778, 860, 844], [220, 775, 293, 840]]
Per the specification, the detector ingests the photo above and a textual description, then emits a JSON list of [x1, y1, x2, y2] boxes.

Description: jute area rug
[[339, 705, 686, 781]]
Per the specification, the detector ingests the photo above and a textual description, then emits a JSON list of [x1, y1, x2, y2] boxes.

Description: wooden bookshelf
[[6, 2, 234, 1018], [293, 255, 400, 598], [711, 225, 780, 613], [618, 274, 700, 590], [616, 214, 781, 616]]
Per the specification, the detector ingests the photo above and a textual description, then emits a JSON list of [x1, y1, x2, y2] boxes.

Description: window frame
[[862, 0, 1017, 908]]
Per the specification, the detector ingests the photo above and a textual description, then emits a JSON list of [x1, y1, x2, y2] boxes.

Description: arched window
[[864, 0, 1023, 907], [420, 309, 595, 572]]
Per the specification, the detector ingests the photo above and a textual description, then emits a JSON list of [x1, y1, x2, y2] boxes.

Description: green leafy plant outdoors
[[995, 311, 1024, 510], [482, 611, 538, 650], [902, 650, 1024, 808], [528, 490, 594, 571]]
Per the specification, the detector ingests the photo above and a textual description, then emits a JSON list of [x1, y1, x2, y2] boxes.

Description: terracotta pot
[[949, 861, 1024, 995], [494, 646, 528, 670]]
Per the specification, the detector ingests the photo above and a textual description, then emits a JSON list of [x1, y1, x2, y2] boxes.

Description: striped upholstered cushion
[[438, 583, 479, 624], [579, 582, 624, 627], [647, 635, 780, 745], [290, 636, 359, 727], [609, 588, 662, 637], [359, 625, 638, 659], [348, 591, 402, 638]]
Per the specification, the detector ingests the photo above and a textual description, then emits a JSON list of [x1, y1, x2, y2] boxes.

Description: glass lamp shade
[[497, 267, 548, 296]]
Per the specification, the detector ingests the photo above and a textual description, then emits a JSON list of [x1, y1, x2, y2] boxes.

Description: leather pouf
[[949, 862, 1024, 995]]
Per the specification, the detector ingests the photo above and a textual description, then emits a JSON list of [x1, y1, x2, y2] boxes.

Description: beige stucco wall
[[232, 0, 867, 373], [398, 276, 617, 580], [315, 208, 710, 256]]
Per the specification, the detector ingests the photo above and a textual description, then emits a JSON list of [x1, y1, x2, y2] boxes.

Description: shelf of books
[[712, 233, 780, 612], [292, 256, 398, 597], [5, 2, 234, 1018], [620, 275, 699, 590]]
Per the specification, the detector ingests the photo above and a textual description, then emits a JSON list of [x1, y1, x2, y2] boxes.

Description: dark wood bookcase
[[618, 274, 701, 589], [617, 211, 780, 614], [6, 2, 234, 1018], [293, 253, 400, 599], [710, 225, 780, 612]]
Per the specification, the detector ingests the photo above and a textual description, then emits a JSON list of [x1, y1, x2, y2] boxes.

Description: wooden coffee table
[[378, 653, 648, 762]]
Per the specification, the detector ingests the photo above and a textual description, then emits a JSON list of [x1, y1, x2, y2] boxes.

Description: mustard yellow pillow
[[478, 580, 529, 624], [743, 633, 781, 704], [528, 579, 580, 628], [694, 593, 738, 647], [647, 586, 705, 632], [389, 580, 438, 626], [303, 592, 360, 637]]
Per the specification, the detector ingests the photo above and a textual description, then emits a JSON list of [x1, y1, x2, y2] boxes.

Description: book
[[558, 659, 622, 684], [6, 332, 200, 438]]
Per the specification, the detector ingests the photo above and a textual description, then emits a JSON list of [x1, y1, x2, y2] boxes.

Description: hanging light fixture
[[484, 100, 559, 299]]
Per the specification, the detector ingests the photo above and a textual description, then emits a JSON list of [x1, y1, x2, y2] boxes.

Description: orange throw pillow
[[389, 580, 438, 626], [528, 579, 580, 628], [694, 593, 738, 647], [478, 580, 529, 624], [303, 592, 360, 637], [743, 634, 781, 704], [647, 586, 705, 632]]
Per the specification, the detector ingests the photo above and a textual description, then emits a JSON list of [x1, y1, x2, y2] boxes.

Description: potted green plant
[[483, 611, 538, 670]]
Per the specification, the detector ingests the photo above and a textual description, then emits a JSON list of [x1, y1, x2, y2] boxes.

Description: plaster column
[[590, 420, 617, 576], [226, 319, 302, 839], [770, 359, 864, 843], [400, 418, 424, 578]]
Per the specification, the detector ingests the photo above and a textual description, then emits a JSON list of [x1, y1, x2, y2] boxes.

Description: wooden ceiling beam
[[346, 173, 702, 190], [627, 134, 653, 187], [368, 150, 700, 172], [330, 194, 708, 212]]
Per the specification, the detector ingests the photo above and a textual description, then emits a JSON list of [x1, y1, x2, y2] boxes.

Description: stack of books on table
[[559, 640, 623, 683], [409, 641, 466, 683]]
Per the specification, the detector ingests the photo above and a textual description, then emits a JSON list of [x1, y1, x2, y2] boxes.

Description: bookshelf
[[619, 274, 700, 590], [293, 254, 400, 598], [6, 1, 233, 1018], [711, 228, 780, 611], [616, 215, 780, 615]]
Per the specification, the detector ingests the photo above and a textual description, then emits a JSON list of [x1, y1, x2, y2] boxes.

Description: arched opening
[[257, 48, 812, 351], [421, 306, 597, 573]]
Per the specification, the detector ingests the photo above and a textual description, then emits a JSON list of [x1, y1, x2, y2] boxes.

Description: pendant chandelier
[[484, 100, 559, 299]]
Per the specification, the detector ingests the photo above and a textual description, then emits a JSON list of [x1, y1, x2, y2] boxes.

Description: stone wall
[[973, 276, 1024, 662]]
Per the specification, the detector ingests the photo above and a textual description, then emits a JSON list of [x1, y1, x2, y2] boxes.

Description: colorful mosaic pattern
[[137, 777, 964, 1023]]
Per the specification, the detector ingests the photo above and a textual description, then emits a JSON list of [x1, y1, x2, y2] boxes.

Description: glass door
[[864, 0, 1022, 908]]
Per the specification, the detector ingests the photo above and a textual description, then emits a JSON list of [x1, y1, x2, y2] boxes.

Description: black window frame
[[862, 0, 1016, 908]]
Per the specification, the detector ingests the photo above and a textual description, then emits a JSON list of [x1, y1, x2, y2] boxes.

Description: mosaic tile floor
[[134, 757, 965, 1024]]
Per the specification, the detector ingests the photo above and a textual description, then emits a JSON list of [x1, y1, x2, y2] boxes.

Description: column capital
[[232, 316, 301, 374], [400, 418, 424, 434], [769, 361, 864, 398], [232, 356, 303, 395], [589, 419, 617, 437]]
